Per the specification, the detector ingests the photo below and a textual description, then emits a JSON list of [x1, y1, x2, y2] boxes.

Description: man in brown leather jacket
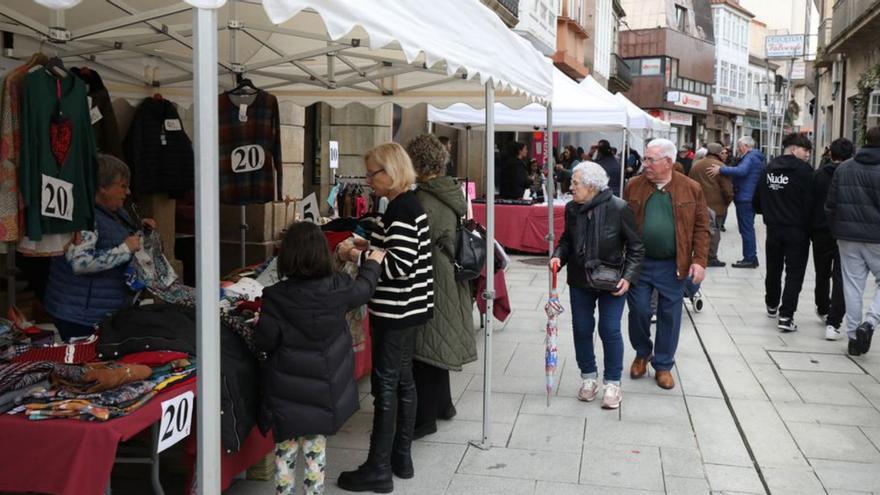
[[624, 138, 711, 389], [689, 143, 734, 267]]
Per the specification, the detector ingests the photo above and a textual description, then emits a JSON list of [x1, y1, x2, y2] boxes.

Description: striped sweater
[[366, 191, 434, 330]]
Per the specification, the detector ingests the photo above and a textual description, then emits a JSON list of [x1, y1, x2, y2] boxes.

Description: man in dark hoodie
[[594, 139, 623, 196], [812, 138, 854, 341], [753, 133, 814, 332], [826, 126, 880, 356]]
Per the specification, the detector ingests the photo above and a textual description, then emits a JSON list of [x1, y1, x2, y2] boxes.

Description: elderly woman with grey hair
[[43, 154, 155, 341], [404, 134, 477, 439], [551, 161, 644, 409]]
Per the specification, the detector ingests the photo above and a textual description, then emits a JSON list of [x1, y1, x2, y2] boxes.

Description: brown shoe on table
[[630, 356, 652, 379], [655, 370, 675, 389]]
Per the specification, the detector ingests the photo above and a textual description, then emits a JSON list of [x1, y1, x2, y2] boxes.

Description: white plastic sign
[[157, 390, 194, 453], [41, 175, 74, 221], [298, 192, 320, 224], [329, 140, 339, 169], [231, 144, 266, 173]]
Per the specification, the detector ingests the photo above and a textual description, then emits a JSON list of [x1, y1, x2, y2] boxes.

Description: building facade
[[583, 0, 632, 91], [554, 0, 592, 78], [814, 0, 880, 153], [515, 0, 561, 54], [619, 0, 716, 148], [709, 0, 754, 144]]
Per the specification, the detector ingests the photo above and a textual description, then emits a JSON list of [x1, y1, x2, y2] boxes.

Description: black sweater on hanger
[[123, 97, 194, 197]]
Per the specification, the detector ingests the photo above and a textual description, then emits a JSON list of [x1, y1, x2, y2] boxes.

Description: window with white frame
[[870, 90, 880, 118], [720, 62, 729, 96]]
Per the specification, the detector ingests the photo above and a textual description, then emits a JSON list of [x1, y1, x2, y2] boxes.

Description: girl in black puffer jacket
[[256, 222, 384, 495]]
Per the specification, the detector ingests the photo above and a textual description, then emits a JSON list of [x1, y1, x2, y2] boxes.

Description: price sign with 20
[[157, 390, 194, 453], [41, 174, 74, 221], [231, 144, 266, 174]]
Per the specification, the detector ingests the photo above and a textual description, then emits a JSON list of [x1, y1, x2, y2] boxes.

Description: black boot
[[391, 337, 418, 479], [339, 335, 399, 493], [338, 406, 395, 493]]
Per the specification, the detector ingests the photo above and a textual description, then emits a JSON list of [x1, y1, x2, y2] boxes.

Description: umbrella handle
[[551, 262, 558, 291]]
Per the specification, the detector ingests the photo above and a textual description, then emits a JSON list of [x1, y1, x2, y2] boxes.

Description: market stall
[[0, 1, 553, 493]]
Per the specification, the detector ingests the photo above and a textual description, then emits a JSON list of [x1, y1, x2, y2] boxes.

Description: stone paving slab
[[579, 444, 664, 491]]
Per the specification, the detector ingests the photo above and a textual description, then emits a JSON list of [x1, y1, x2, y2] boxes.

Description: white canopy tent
[[426, 68, 629, 131], [4, 1, 553, 492]]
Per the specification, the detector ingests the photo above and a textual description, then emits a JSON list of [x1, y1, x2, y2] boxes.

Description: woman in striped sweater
[[337, 143, 433, 493]]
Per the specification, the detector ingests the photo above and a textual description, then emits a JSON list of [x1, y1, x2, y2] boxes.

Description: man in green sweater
[[623, 139, 711, 390]]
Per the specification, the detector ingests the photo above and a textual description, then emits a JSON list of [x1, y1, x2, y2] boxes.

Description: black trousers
[[765, 226, 811, 319], [413, 361, 452, 430], [812, 230, 846, 328], [369, 325, 417, 465]]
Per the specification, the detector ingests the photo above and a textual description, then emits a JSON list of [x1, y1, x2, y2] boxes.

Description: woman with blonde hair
[[337, 142, 434, 493]]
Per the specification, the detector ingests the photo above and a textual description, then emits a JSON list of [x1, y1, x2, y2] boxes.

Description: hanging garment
[[0, 66, 27, 241], [71, 67, 123, 158], [123, 97, 194, 197], [219, 90, 282, 205], [16, 232, 74, 256], [19, 70, 98, 241]]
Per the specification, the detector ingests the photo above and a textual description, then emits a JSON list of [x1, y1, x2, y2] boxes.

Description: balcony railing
[[831, 0, 880, 45], [610, 53, 633, 90], [496, 0, 519, 18]]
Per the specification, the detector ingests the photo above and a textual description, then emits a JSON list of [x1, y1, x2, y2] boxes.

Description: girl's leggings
[[274, 435, 326, 495]]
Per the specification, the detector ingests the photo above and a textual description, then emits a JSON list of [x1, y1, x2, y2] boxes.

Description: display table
[[471, 202, 566, 254], [0, 379, 274, 495]]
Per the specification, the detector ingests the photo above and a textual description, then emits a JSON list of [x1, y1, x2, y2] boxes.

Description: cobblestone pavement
[[228, 215, 880, 495]]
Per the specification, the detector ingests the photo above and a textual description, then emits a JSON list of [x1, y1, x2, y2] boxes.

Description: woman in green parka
[[406, 134, 478, 440]]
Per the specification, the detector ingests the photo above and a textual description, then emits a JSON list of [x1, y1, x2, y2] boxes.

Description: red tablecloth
[[0, 380, 198, 495], [0, 379, 276, 495], [471, 203, 566, 254]]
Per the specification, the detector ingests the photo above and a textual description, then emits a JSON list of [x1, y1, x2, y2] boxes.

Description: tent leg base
[[468, 439, 492, 451]]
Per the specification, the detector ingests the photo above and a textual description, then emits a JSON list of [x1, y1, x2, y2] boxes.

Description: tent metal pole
[[546, 104, 554, 278], [472, 82, 495, 451], [620, 128, 627, 195], [193, 7, 221, 495]]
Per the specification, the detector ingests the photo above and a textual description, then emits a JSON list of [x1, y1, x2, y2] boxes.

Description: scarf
[[577, 188, 614, 269]]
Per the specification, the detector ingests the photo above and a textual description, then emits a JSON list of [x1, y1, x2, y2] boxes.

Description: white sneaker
[[601, 383, 622, 409], [577, 379, 599, 402], [817, 308, 828, 324], [825, 325, 842, 341]]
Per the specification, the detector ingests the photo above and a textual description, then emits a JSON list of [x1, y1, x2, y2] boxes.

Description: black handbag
[[440, 219, 487, 281], [584, 262, 622, 292]]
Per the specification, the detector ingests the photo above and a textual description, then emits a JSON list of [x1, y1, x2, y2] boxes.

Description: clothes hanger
[[229, 73, 259, 95]]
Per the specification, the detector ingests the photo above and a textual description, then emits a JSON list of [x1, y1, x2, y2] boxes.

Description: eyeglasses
[[365, 168, 386, 180], [643, 156, 666, 164]]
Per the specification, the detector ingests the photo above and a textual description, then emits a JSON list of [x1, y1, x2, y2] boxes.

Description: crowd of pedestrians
[[253, 127, 880, 494]]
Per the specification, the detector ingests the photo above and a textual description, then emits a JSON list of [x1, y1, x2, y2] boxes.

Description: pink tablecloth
[[472, 203, 566, 254]]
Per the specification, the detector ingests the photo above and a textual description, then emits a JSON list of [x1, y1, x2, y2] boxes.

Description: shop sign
[[744, 116, 762, 129], [667, 91, 708, 111], [640, 58, 662, 76], [329, 140, 339, 169], [765, 35, 805, 59], [654, 110, 693, 127], [791, 60, 806, 80]]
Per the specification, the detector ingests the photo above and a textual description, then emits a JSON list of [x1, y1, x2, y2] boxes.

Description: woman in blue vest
[[44, 154, 155, 341]]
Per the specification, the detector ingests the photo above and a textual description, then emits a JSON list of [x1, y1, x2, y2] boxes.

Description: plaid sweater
[[218, 90, 282, 205]]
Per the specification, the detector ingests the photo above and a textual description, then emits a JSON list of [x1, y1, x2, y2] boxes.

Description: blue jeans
[[569, 285, 625, 382], [627, 258, 686, 371], [735, 201, 758, 262]]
